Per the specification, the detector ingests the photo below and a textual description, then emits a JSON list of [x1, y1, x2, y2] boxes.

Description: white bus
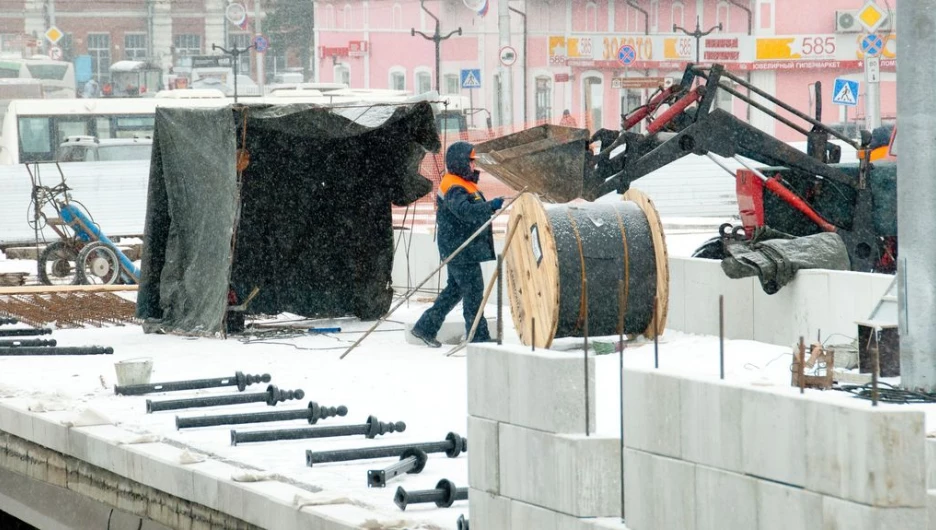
[[0, 56, 76, 98]]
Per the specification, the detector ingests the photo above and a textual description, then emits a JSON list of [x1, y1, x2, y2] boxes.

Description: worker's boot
[[411, 327, 441, 348]]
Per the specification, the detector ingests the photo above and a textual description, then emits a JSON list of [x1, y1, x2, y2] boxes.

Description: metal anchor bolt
[[232, 415, 404, 446], [0, 317, 18, 325], [176, 401, 348, 430], [394, 479, 467, 511], [146, 385, 304, 413], [0, 346, 112, 356], [0, 328, 52, 337], [116, 371, 271, 396], [367, 448, 428, 488], [305, 431, 466, 467], [457, 514, 469, 530]]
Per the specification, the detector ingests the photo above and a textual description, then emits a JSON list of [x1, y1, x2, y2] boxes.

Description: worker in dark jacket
[[411, 141, 505, 348]]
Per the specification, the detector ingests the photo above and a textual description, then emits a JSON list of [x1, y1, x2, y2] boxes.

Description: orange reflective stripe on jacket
[[439, 172, 479, 197]]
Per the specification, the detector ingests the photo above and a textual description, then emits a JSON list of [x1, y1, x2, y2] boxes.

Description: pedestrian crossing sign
[[461, 69, 481, 89], [832, 78, 859, 107]]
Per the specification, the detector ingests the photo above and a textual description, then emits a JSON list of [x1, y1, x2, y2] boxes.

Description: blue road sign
[[461, 69, 481, 89], [832, 78, 860, 107], [253, 35, 269, 53], [860, 34, 883, 57], [618, 44, 637, 67]]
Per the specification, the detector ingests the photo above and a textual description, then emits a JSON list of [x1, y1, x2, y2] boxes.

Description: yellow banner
[[756, 38, 799, 60], [549, 36, 587, 58], [663, 37, 693, 60]]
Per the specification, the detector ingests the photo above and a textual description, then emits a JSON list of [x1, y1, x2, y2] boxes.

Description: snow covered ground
[[2, 219, 932, 529]]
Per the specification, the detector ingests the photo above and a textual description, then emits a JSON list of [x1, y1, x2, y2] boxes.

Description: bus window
[[0, 62, 23, 79], [113, 116, 155, 138], [95, 116, 113, 139], [25, 64, 69, 82], [18, 117, 53, 161], [56, 118, 92, 146]]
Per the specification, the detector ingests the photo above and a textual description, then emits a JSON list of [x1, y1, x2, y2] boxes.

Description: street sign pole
[[256, 0, 264, 94], [865, 55, 881, 130]]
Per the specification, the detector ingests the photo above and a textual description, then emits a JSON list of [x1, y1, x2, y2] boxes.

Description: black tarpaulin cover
[[137, 102, 438, 335]]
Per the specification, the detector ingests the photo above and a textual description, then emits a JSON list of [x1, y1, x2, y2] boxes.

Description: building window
[[621, 89, 643, 116], [627, 6, 640, 33], [535, 76, 552, 124], [124, 33, 147, 61], [334, 63, 350, 85], [415, 70, 432, 94], [389, 68, 405, 90], [445, 74, 460, 94], [228, 33, 251, 74], [716, 1, 730, 32], [323, 4, 335, 29], [341, 4, 352, 29], [87, 33, 111, 83], [672, 2, 684, 30], [584, 75, 603, 130], [173, 34, 201, 57], [0, 34, 19, 54], [392, 3, 403, 29], [585, 2, 598, 32]]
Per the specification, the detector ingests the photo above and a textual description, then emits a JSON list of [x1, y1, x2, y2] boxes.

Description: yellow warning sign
[[44, 26, 63, 45]]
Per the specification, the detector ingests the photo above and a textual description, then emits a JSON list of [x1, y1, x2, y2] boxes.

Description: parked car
[[57, 136, 152, 162]]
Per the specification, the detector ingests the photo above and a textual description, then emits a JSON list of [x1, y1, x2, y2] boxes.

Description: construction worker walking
[[410, 141, 504, 348]]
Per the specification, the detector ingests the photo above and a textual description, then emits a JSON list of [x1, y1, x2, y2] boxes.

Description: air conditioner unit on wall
[[835, 10, 861, 33]]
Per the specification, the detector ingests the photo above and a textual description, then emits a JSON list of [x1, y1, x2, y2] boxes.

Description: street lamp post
[[673, 16, 722, 64], [411, 0, 462, 93], [212, 43, 255, 103]]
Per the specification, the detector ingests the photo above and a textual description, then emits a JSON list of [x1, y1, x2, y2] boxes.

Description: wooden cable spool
[[504, 189, 669, 348]]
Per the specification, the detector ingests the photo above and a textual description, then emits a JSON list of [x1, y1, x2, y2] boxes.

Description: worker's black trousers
[[413, 262, 491, 342]]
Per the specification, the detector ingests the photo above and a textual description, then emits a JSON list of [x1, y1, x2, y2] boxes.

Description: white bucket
[[114, 357, 153, 386]]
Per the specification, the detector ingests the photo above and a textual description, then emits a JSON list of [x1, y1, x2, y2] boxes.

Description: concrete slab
[[756, 480, 822, 530], [510, 497, 596, 530], [694, 464, 757, 530], [25, 412, 70, 455], [806, 400, 926, 507], [467, 415, 499, 494], [680, 258, 754, 340], [466, 344, 510, 423], [928, 490, 936, 530], [499, 423, 621, 517], [928, 440, 936, 489], [623, 448, 696, 530], [469, 489, 510, 530], [124, 443, 196, 501], [680, 376, 742, 473], [741, 387, 806, 487], [622, 368, 681, 459], [0, 401, 34, 441], [506, 348, 596, 434], [790, 271, 832, 345], [665, 257, 686, 332], [752, 279, 795, 346], [822, 494, 926, 530]]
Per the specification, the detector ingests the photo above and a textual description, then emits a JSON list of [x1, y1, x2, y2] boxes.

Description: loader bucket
[[473, 125, 590, 203]]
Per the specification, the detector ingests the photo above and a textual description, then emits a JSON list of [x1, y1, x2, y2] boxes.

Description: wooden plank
[[0, 284, 138, 295]]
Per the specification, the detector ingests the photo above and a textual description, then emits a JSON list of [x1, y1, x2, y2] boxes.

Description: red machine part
[[735, 169, 837, 236]]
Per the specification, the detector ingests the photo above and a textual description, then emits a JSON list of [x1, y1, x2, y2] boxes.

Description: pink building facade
[[314, 0, 897, 141]]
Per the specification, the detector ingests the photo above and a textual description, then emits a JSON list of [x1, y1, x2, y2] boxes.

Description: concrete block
[[0, 402, 34, 441], [190, 460, 233, 511], [499, 423, 621, 517], [510, 497, 595, 530], [681, 257, 754, 339], [466, 344, 510, 423], [790, 271, 832, 344], [666, 257, 687, 332], [506, 347, 595, 434], [239, 481, 303, 530], [68, 425, 132, 477], [468, 415, 499, 494], [741, 388, 807, 487], [752, 277, 795, 346], [469, 489, 510, 530], [756, 480, 822, 530], [623, 448, 696, 530], [929, 440, 936, 489], [694, 465, 757, 530], [680, 376, 742, 472], [928, 490, 936, 530], [27, 413, 70, 454], [124, 443, 196, 501], [806, 401, 925, 507], [822, 495, 926, 530], [586, 519, 630, 529], [622, 368, 681, 458]]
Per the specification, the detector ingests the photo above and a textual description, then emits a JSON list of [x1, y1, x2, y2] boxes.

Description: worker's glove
[[490, 197, 505, 211]]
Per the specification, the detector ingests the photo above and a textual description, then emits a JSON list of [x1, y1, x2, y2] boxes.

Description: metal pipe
[[509, 5, 528, 124], [719, 295, 725, 380], [798, 336, 806, 394], [728, 0, 753, 35], [711, 82, 811, 136], [367, 448, 428, 488], [116, 371, 271, 396], [0, 328, 52, 337], [626, 0, 649, 35], [0, 317, 18, 325], [394, 479, 467, 511], [583, 277, 590, 437], [175, 401, 347, 429], [306, 431, 466, 467], [653, 296, 659, 368], [617, 280, 626, 521], [0, 346, 112, 356], [497, 254, 503, 345], [232, 415, 404, 446], [0, 339, 56, 347], [146, 385, 304, 413]]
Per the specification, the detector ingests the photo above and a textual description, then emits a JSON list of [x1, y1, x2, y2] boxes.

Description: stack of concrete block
[[623, 366, 928, 530], [467, 343, 626, 530]]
